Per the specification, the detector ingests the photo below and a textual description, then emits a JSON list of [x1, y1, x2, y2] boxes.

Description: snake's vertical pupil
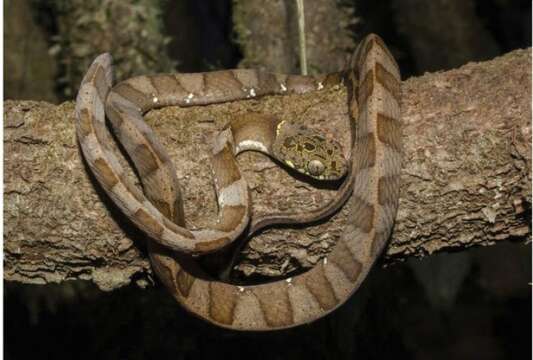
[[308, 159, 325, 176]]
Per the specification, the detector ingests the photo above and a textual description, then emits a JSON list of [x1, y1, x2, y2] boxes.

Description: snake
[[75, 34, 402, 330], [76, 57, 349, 255]]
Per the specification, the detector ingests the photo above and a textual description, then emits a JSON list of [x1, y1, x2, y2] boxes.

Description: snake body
[[77, 58, 348, 255], [75, 34, 402, 330]]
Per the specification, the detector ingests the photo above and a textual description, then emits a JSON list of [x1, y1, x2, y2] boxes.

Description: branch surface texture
[[4, 49, 531, 291]]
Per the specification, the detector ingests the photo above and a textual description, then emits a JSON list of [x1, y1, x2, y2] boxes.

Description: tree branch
[[4, 48, 531, 291]]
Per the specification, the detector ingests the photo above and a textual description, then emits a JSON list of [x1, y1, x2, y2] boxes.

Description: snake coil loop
[[75, 34, 402, 331]]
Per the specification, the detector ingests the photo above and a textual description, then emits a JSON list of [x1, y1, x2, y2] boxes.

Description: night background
[[4, 0, 532, 359]]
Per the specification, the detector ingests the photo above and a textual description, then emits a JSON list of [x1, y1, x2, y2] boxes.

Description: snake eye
[[307, 159, 325, 176]]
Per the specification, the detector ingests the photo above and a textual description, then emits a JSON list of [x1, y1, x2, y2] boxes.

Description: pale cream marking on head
[[235, 139, 268, 154], [286, 277, 292, 285], [275, 120, 285, 136], [248, 88, 256, 97], [218, 179, 247, 207], [280, 83, 287, 92]]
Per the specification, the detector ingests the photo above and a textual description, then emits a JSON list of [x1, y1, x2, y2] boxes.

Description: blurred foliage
[[4, 0, 58, 102], [162, 1, 239, 72], [233, 0, 358, 74], [42, 0, 176, 99]]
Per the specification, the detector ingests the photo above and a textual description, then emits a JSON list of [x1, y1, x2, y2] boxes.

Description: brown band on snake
[[90, 157, 119, 189], [327, 239, 363, 282], [176, 267, 195, 297], [255, 285, 293, 328], [358, 69, 375, 106], [378, 175, 401, 206], [299, 264, 338, 310], [75, 33, 402, 330], [75, 57, 200, 251], [151, 34, 400, 330], [376, 113, 402, 153], [133, 208, 165, 238], [376, 63, 401, 102], [209, 282, 238, 325], [77, 108, 95, 138], [96, 61, 348, 255], [373, 35, 401, 77]]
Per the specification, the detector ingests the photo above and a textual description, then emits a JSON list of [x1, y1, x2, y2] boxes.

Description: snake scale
[[75, 34, 402, 330]]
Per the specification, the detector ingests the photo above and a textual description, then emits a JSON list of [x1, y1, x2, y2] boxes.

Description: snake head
[[273, 129, 348, 181]]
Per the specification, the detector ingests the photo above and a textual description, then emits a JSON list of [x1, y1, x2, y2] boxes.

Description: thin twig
[[296, 0, 307, 75]]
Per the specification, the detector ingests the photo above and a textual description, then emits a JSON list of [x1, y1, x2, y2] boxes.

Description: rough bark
[[4, 48, 531, 291]]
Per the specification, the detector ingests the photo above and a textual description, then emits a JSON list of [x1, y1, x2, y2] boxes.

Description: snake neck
[[227, 112, 282, 156]]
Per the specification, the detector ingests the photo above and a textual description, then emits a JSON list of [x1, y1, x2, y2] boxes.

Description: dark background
[[4, 0, 532, 359]]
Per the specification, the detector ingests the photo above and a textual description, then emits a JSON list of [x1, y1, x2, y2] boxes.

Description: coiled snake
[[75, 34, 402, 330]]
